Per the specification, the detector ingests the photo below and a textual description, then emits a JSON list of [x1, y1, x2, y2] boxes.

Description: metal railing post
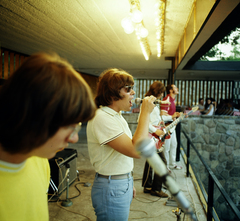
[[176, 123, 181, 161], [207, 174, 214, 221], [186, 139, 190, 177]]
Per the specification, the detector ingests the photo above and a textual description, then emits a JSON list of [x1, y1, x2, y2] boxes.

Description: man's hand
[[141, 95, 156, 115], [172, 112, 180, 119], [155, 129, 164, 137]]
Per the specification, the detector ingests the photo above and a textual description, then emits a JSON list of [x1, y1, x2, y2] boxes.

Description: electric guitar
[[149, 106, 199, 149]]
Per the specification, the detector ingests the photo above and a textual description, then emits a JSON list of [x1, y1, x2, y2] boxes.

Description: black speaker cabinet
[[48, 148, 78, 195]]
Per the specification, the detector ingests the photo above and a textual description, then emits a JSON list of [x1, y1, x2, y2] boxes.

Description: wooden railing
[[1, 48, 239, 108], [0, 48, 28, 82], [134, 79, 238, 108]]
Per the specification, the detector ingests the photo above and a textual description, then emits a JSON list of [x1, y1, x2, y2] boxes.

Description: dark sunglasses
[[124, 85, 134, 93]]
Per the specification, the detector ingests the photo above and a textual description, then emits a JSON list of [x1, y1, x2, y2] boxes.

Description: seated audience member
[[203, 97, 215, 116], [0, 52, 96, 221], [215, 98, 226, 115], [198, 98, 205, 113], [87, 68, 156, 221], [211, 98, 217, 111]]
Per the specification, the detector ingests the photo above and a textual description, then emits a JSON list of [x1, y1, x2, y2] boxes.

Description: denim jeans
[[91, 173, 133, 221]]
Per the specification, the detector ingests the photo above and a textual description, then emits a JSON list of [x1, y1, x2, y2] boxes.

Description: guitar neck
[[164, 117, 180, 132], [164, 109, 194, 132]]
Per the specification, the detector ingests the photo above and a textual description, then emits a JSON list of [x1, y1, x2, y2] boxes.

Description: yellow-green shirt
[[0, 156, 50, 221]]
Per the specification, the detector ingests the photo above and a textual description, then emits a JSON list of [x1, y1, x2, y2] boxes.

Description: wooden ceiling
[[0, 0, 240, 80]]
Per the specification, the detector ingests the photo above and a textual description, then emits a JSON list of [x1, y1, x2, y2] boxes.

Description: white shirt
[[87, 106, 133, 175], [205, 104, 214, 116], [139, 104, 173, 133]]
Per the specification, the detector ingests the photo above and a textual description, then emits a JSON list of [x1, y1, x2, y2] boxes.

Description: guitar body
[[148, 125, 171, 150], [148, 106, 199, 150]]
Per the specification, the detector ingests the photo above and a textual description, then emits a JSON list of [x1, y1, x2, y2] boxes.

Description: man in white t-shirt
[[87, 68, 156, 221]]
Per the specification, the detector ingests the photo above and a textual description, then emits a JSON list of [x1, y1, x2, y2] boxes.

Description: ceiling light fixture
[[155, 0, 166, 58], [121, 0, 151, 60]]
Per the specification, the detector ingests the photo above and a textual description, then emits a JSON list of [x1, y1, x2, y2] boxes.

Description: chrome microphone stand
[[61, 164, 73, 207]]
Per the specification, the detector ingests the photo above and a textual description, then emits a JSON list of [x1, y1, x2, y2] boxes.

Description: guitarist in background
[[160, 84, 182, 170], [141, 81, 179, 197]]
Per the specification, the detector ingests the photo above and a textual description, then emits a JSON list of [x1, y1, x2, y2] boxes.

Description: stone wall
[[181, 115, 240, 220]]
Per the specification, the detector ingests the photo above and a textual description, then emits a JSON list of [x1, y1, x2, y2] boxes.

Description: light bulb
[[124, 25, 134, 34], [121, 16, 132, 29], [131, 8, 143, 23], [139, 27, 148, 38]]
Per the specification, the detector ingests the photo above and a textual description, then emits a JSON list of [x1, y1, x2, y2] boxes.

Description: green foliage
[[200, 27, 240, 61]]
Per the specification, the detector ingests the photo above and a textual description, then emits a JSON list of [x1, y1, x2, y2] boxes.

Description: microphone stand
[[61, 164, 73, 207], [136, 138, 197, 221]]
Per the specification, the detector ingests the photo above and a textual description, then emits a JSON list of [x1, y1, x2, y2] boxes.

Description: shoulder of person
[[162, 96, 168, 101]]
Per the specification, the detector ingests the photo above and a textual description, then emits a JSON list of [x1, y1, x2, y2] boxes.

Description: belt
[[97, 171, 133, 180]]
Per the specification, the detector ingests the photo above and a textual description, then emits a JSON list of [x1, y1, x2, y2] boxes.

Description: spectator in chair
[[204, 98, 215, 116], [198, 98, 205, 114]]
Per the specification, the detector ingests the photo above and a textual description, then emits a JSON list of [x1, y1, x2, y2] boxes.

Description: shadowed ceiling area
[[0, 0, 240, 80]]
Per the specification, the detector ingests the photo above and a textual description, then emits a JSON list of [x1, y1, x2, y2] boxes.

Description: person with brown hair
[[0, 52, 96, 221], [87, 68, 156, 221], [160, 84, 181, 170], [141, 81, 179, 197]]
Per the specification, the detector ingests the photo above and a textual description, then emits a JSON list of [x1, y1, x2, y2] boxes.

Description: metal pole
[[61, 167, 73, 207]]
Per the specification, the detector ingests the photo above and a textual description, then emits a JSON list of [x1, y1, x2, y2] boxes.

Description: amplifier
[[48, 148, 78, 195]]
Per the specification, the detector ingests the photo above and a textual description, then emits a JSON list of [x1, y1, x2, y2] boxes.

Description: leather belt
[[97, 171, 133, 180]]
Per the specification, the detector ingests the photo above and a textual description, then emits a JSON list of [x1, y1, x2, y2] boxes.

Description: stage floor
[[48, 124, 206, 221]]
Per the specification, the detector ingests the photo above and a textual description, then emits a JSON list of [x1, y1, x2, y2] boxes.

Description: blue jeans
[[91, 173, 133, 221]]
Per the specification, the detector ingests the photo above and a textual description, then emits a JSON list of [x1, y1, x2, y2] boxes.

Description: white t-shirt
[[205, 104, 214, 116], [87, 106, 133, 175], [138, 104, 173, 133]]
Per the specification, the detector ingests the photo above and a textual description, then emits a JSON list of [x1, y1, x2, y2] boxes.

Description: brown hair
[[0, 52, 96, 154], [95, 68, 134, 108], [145, 81, 165, 97], [166, 84, 173, 94]]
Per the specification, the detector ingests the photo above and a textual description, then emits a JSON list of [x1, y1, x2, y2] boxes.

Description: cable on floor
[[56, 199, 93, 221]]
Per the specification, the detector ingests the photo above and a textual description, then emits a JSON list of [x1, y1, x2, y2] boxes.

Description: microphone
[[133, 98, 170, 105], [136, 138, 197, 221]]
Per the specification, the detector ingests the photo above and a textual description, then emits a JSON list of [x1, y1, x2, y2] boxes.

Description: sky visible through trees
[[201, 27, 240, 61]]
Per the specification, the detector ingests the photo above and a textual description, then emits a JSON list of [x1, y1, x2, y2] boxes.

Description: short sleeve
[[160, 96, 170, 112], [92, 114, 124, 145]]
